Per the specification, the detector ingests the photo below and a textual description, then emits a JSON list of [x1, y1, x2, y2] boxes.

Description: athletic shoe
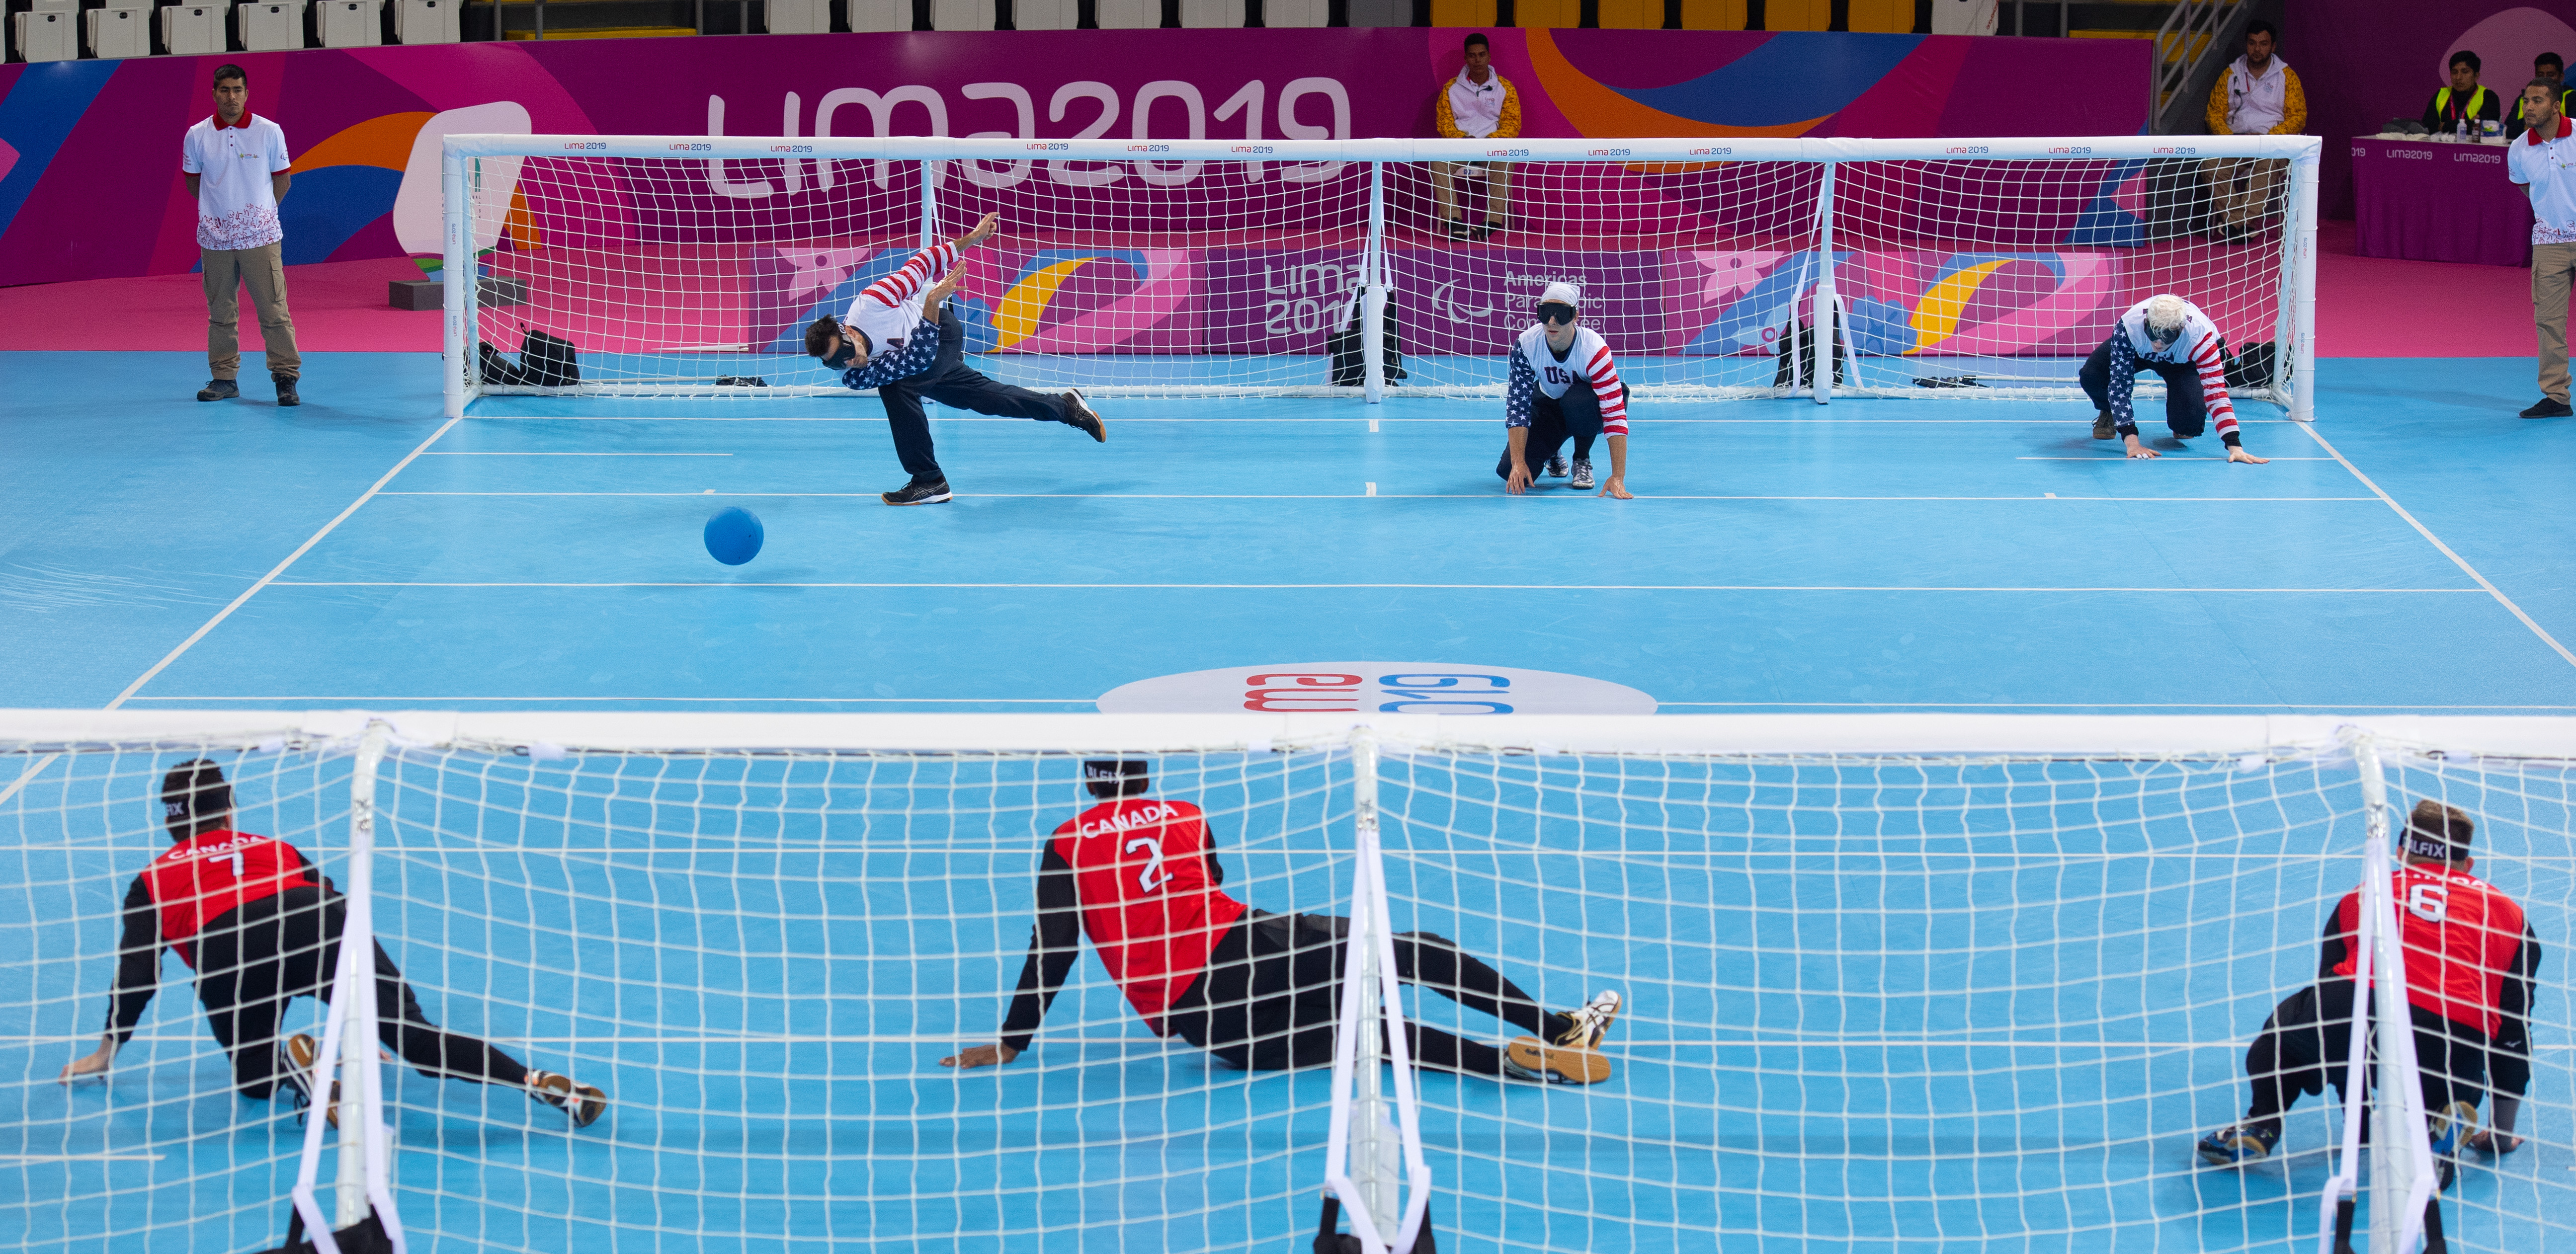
[[1060, 390, 1107, 443], [1545, 455, 1569, 478], [881, 478, 953, 506], [1469, 226, 1494, 243], [2091, 410, 2116, 440], [197, 379, 239, 402], [2428, 1100, 2479, 1159], [2195, 1121, 2280, 1166], [1570, 459, 1595, 490], [1444, 219, 1470, 241], [273, 375, 300, 408], [2520, 397, 2573, 419], [1504, 990, 1621, 1085], [282, 1032, 339, 1128], [526, 1070, 609, 1128]]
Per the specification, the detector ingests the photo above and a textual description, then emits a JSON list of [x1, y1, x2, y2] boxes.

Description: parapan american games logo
[[1097, 663, 1656, 715]]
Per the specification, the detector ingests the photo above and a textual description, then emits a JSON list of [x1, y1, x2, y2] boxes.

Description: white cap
[[1538, 281, 1582, 308]]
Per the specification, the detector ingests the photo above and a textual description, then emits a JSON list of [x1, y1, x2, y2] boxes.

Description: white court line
[[419, 451, 731, 457], [126, 696, 1090, 704], [473, 414, 2302, 425], [373, 490, 2379, 503], [0, 1154, 167, 1164], [102, 418, 466, 707], [1658, 702, 2576, 710], [2302, 424, 2576, 671], [2016, 456, 2334, 461], [268, 580, 2486, 593]]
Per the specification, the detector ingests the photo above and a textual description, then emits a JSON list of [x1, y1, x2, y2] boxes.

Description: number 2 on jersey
[[1125, 837, 1172, 893]]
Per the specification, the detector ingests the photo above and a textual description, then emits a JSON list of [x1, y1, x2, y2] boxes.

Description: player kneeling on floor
[[804, 211, 1106, 506], [2197, 800, 2540, 1168], [941, 759, 1623, 1084], [58, 761, 607, 1129], [2081, 293, 2268, 464], [1497, 282, 1633, 498]]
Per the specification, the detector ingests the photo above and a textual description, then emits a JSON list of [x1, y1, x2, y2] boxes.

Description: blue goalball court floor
[[1, 348, 2573, 1254]]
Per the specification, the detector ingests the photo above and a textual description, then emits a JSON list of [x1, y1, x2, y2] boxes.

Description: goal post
[[439, 133, 2321, 422]]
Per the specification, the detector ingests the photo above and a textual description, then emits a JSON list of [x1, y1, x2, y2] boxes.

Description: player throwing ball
[[59, 761, 607, 1128], [2197, 800, 2541, 1167], [804, 211, 1106, 506], [2082, 293, 2267, 463], [941, 760, 1623, 1083], [1498, 282, 1632, 498]]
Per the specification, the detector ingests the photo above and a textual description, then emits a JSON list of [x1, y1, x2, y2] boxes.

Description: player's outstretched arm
[[942, 842, 1080, 1070], [1599, 434, 1632, 499], [68, 875, 163, 1083], [955, 211, 1001, 252]]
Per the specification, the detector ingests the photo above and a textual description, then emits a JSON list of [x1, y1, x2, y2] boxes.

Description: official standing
[[2510, 79, 2576, 419], [183, 64, 301, 407]]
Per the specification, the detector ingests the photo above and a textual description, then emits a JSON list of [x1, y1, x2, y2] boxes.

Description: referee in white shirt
[[183, 64, 300, 407], [2512, 79, 2576, 419]]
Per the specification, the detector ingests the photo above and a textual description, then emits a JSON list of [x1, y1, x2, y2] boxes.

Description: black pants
[[192, 887, 528, 1100], [1495, 386, 1615, 481], [2242, 980, 2491, 1129], [1162, 910, 1570, 1077], [879, 307, 1068, 483], [2078, 337, 2207, 437]]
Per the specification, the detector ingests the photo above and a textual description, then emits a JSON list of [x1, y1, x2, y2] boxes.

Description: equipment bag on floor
[[1326, 295, 1408, 388], [478, 329, 582, 387]]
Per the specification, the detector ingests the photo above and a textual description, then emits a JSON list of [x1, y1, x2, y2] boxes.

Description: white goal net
[[4, 712, 2557, 1254], [442, 135, 2318, 419]]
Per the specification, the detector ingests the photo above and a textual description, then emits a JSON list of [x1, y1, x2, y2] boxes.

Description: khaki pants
[[1429, 161, 1512, 226], [203, 240, 300, 381], [2200, 157, 2285, 231], [2535, 242, 2576, 402]]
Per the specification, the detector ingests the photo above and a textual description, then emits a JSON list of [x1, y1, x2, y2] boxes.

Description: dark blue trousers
[[880, 308, 1067, 482], [1495, 386, 1610, 481], [2079, 336, 2208, 437]]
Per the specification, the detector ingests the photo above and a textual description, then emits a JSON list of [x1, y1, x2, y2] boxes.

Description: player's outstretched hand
[[941, 1043, 1020, 1070], [961, 212, 1002, 249], [1505, 462, 1534, 494], [2227, 446, 2268, 465], [58, 1041, 114, 1085], [1598, 476, 1632, 500], [2121, 434, 2161, 460]]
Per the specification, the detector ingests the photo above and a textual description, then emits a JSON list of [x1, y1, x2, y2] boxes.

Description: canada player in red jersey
[[58, 761, 609, 1127], [2198, 800, 2542, 1166], [941, 759, 1625, 1083]]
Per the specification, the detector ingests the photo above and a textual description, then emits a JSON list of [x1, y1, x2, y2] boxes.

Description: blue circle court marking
[[702, 506, 765, 566], [1096, 663, 1657, 714]]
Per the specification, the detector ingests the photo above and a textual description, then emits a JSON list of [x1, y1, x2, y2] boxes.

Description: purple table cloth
[[2352, 137, 2532, 267]]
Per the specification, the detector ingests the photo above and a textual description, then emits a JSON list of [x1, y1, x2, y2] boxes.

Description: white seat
[[845, 0, 908, 29], [161, 2, 225, 53], [235, 0, 306, 50], [318, 0, 381, 45], [84, 5, 152, 57], [26, 0, 81, 12], [1263, 0, 1326, 23], [1093, 0, 1157, 26], [765, 0, 831, 30], [930, 0, 993, 26], [11, 9, 77, 60], [1343, 0, 1409, 24], [1011, 0, 1074, 26], [1177, 0, 1238, 24], [392, 0, 458, 41]]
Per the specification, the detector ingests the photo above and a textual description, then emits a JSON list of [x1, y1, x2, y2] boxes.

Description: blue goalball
[[703, 506, 764, 566]]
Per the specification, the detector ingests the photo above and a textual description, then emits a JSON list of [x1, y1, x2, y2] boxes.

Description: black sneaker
[[2195, 1121, 2280, 1166], [2091, 411, 2116, 439], [1444, 219, 1470, 241], [2521, 397, 2573, 419], [272, 374, 300, 407], [1060, 390, 1107, 443], [1469, 225, 1493, 243], [197, 379, 239, 402], [1545, 455, 1569, 478], [881, 478, 953, 506]]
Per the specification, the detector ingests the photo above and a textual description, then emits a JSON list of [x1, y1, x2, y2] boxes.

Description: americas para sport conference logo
[[1096, 663, 1656, 715]]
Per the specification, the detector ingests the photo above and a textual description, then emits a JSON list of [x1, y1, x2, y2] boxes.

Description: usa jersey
[[139, 830, 318, 968], [2330, 864, 2530, 1037], [1504, 323, 1628, 435], [1048, 798, 1248, 1027], [841, 242, 958, 363]]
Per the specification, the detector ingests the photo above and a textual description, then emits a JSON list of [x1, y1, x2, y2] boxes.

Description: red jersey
[[2331, 864, 2529, 1037], [1048, 798, 1248, 1030], [139, 830, 317, 968]]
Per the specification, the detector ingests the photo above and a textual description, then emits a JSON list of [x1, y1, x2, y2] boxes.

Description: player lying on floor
[[2198, 800, 2541, 1167], [1498, 282, 1632, 498], [804, 211, 1106, 506], [59, 761, 607, 1128], [2081, 293, 2268, 464], [941, 759, 1623, 1082]]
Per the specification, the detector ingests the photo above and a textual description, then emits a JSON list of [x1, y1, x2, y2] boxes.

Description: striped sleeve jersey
[[1504, 323, 1628, 435], [2105, 297, 2238, 443], [840, 241, 959, 362]]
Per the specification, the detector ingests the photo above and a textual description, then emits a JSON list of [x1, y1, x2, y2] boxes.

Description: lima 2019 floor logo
[[1097, 664, 1655, 715]]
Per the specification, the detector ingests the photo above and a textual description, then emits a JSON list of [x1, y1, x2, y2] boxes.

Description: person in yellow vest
[[1432, 32, 1522, 242], [2202, 21, 2307, 244], [2423, 51, 2502, 137], [2507, 52, 2575, 140]]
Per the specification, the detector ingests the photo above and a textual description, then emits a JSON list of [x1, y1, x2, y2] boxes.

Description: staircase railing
[[2154, 0, 2248, 133]]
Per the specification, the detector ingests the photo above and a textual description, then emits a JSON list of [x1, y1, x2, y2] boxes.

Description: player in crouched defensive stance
[[1498, 282, 1632, 498], [942, 759, 1623, 1083], [2197, 800, 2540, 1168], [805, 211, 1106, 506], [60, 761, 606, 1128], [2083, 293, 2268, 464]]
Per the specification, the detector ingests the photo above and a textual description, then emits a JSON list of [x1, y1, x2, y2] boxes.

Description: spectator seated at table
[[2424, 51, 2502, 137], [2203, 20, 2306, 243], [2508, 53, 2575, 140]]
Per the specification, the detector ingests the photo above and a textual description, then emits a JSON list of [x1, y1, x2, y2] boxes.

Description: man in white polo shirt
[[1432, 32, 1521, 242], [2512, 79, 2576, 419], [182, 64, 300, 407]]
